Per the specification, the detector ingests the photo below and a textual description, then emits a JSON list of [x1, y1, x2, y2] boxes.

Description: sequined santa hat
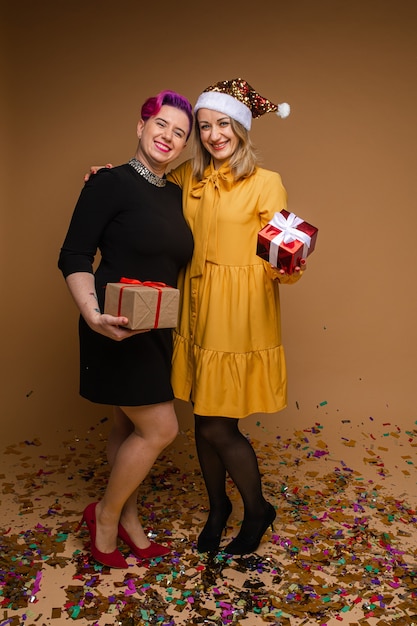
[[194, 78, 290, 131]]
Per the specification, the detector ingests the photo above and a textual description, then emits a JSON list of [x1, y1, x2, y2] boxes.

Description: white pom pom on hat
[[277, 102, 291, 119], [194, 78, 290, 130]]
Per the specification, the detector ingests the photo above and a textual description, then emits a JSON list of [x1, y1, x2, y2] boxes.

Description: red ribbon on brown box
[[118, 277, 171, 328]]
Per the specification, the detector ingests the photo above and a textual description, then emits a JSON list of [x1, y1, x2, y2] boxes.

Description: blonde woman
[[168, 79, 305, 555]]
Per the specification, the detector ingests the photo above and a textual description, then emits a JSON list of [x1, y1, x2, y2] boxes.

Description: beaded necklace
[[128, 157, 166, 187]]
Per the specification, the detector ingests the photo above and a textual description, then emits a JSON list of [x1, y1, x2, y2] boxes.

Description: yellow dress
[[167, 159, 302, 418]]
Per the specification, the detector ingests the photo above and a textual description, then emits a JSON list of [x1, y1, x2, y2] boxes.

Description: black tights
[[194, 414, 268, 520]]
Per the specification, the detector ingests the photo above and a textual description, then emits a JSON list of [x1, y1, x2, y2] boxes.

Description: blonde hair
[[192, 117, 259, 181]]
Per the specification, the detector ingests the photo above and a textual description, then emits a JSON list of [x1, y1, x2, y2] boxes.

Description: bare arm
[[66, 272, 148, 341]]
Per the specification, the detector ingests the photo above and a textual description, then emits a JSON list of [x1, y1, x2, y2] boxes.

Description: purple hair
[[141, 90, 193, 139]]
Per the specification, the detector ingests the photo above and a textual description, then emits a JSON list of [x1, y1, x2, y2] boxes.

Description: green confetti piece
[[70, 605, 81, 619]]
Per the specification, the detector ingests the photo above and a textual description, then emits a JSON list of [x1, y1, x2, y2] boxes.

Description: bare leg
[[94, 401, 178, 554], [106, 407, 141, 538], [107, 406, 134, 466]]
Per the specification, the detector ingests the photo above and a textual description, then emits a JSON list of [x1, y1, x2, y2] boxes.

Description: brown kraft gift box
[[104, 278, 180, 330]]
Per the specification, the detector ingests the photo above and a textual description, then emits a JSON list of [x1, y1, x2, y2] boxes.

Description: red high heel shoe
[[77, 502, 128, 569], [118, 522, 170, 559]]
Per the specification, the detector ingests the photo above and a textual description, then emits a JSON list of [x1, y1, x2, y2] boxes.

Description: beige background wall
[[2, 0, 417, 447]]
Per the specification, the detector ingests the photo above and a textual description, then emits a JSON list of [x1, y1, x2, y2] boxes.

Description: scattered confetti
[[1, 417, 416, 625]]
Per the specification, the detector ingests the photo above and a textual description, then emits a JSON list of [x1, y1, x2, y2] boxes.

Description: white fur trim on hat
[[194, 92, 252, 130]]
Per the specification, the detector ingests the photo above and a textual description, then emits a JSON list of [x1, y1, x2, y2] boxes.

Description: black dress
[[58, 164, 194, 406]]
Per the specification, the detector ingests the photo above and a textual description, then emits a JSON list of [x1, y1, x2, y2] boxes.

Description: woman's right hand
[[87, 312, 150, 340], [65, 273, 149, 340], [84, 163, 114, 182]]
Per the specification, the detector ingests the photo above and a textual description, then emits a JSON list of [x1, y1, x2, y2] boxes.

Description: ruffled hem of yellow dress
[[171, 333, 287, 418]]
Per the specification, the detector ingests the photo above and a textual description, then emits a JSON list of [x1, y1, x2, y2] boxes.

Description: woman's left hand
[[84, 164, 113, 182], [278, 258, 307, 275], [267, 258, 307, 283]]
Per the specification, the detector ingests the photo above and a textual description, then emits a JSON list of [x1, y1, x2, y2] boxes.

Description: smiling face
[[196, 108, 239, 169], [135, 104, 190, 175]]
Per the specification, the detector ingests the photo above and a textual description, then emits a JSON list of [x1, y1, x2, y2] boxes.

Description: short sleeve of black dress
[[58, 164, 194, 406]]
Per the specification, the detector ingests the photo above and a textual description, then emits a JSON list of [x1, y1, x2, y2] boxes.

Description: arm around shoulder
[[166, 159, 192, 189]]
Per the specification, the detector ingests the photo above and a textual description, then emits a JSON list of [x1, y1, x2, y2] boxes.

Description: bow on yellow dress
[[189, 164, 234, 278]]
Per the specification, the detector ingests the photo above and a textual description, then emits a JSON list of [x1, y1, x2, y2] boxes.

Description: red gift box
[[104, 278, 180, 330], [257, 209, 318, 274]]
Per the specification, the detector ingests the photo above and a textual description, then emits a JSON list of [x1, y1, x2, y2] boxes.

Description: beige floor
[[1, 412, 416, 626]]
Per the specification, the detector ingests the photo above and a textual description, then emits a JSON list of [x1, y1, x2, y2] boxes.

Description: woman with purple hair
[[58, 90, 194, 568]]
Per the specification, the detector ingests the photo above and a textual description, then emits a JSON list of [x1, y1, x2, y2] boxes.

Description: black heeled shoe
[[197, 498, 233, 553], [223, 502, 276, 556]]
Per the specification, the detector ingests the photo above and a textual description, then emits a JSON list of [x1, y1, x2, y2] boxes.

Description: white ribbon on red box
[[269, 211, 312, 267]]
